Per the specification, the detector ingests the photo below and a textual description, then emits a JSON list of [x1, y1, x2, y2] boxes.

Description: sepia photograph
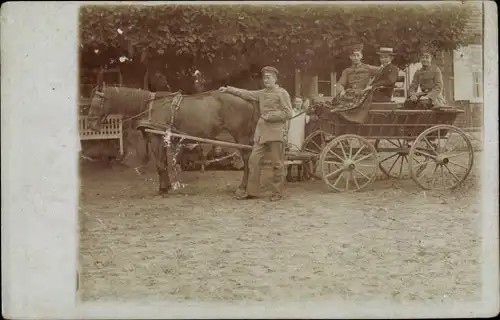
[[78, 0, 488, 303], [2, 0, 498, 318]]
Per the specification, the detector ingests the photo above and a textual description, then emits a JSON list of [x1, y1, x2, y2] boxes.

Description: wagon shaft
[[144, 129, 253, 150]]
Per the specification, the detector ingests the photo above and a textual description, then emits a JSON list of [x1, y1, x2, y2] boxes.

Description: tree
[[79, 2, 476, 91]]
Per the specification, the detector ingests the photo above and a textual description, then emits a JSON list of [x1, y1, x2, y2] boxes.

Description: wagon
[[140, 97, 474, 194], [298, 102, 475, 192]]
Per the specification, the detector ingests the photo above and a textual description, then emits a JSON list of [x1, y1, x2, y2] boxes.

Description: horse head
[[87, 83, 111, 132]]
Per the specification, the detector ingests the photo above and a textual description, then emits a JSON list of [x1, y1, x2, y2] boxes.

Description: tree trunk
[[301, 73, 318, 100], [294, 69, 301, 98]]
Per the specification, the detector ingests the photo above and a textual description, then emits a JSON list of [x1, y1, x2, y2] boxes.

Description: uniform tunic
[[337, 63, 380, 92], [408, 64, 446, 107], [226, 85, 293, 144]]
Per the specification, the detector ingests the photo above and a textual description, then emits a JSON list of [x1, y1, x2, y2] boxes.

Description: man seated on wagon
[[363, 47, 400, 102], [405, 44, 447, 109], [332, 43, 380, 109]]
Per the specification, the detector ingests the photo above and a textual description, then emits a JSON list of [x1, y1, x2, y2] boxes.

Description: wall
[[453, 101, 483, 129], [451, 45, 483, 129]]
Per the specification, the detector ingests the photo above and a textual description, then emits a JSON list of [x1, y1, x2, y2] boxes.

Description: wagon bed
[[321, 107, 460, 138], [301, 104, 474, 192]]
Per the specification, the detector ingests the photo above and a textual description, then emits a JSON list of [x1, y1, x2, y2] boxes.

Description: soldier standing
[[219, 66, 293, 201]]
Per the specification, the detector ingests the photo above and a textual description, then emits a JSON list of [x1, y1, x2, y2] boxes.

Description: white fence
[[79, 115, 124, 156]]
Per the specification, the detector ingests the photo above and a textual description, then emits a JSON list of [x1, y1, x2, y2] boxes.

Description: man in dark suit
[[364, 47, 400, 102]]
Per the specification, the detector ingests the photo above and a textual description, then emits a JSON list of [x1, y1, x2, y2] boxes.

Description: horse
[[85, 86, 179, 171], [86, 85, 259, 196]]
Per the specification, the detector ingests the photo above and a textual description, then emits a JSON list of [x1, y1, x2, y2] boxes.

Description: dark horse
[[86, 85, 259, 195]]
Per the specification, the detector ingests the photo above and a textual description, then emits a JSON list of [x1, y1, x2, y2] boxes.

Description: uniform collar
[[264, 84, 280, 91]]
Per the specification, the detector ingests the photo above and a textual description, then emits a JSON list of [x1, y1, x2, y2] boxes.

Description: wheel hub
[[343, 159, 356, 171], [435, 154, 449, 165]]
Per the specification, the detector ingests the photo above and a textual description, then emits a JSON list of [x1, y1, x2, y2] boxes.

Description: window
[[453, 45, 483, 102], [317, 72, 336, 97], [472, 71, 483, 100]]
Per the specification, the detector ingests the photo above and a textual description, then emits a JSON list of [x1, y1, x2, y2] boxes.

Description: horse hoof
[[234, 189, 246, 197], [157, 193, 168, 198], [158, 188, 170, 195]]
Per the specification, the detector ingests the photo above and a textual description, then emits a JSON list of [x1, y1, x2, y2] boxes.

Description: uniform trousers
[[247, 141, 285, 197]]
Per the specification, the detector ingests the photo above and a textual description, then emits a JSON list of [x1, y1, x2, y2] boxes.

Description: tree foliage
[[80, 3, 475, 89]]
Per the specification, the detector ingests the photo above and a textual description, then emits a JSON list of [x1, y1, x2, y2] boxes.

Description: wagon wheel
[[301, 130, 334, 180], [319, 134, 378, 192], [374, 139, 430, 179], [409, 125, 474, 190]]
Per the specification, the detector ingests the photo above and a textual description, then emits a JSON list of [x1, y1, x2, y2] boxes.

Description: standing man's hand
[[218, 86, 228, 92]]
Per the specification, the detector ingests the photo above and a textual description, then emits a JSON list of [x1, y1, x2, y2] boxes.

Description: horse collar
[[96, 90, 109, 123], [168, 93, 183, 128]]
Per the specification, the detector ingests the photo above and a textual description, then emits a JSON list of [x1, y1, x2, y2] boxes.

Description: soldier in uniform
[[336, 44, 380, 95], [406, 44, 447, 109], [219, 66, 293, 201]]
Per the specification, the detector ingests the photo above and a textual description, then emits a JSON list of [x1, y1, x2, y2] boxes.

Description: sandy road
[[78, 153, 482, 304]]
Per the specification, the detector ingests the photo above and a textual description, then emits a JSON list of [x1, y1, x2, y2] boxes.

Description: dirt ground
[[78, 151, 483, 304]]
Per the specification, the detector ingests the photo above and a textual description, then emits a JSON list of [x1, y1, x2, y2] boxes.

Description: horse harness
[[92, 90, 110, 123], [146, 92, 184, 131]]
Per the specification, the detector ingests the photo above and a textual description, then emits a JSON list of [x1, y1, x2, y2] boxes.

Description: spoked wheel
[[301, 130, 334, 180], [374, 139, 430, 179], [409, 125, 474, 190], [319, 134, 378, 192]]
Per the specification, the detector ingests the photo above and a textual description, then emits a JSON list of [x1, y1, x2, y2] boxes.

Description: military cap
[[261, 66, 279, 77], [348, 43, 364, 54], [376, 47, 396, 56], [420, 43, 436, 57]]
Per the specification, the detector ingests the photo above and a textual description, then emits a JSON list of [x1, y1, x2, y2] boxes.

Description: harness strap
[[147, 92, 156, 122], [169, 93, 184, 129]]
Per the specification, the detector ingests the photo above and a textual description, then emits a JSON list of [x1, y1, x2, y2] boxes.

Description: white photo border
[[1, 1, 498, 318]]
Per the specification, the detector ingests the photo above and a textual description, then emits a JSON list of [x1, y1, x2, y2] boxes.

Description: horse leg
[[200, 146, 206, 173], [235, 147, 251, 196], [149, 134, 172, 195], [132, 130, 151, 175]]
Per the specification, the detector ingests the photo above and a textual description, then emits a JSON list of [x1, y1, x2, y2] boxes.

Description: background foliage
[[80, 3, 475, 92]]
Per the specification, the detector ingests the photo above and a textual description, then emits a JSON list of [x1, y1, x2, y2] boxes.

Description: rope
[[290, 108, 309, 120], [122, 109, 150, 122], [205, 152, 239, 165]]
